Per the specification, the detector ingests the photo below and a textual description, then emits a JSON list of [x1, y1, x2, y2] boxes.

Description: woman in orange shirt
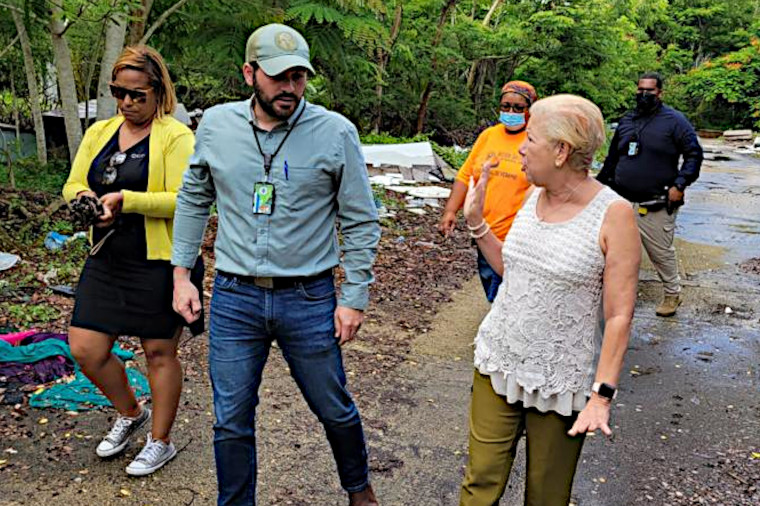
[[439, 81, 537, 301]]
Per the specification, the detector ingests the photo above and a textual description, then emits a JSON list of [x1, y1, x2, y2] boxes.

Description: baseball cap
[[245, 24, 315, 76]]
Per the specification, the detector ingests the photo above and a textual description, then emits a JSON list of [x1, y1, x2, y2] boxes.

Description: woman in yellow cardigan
[[62, 46, 201, 476]]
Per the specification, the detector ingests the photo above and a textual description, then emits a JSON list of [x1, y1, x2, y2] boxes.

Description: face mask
[[499, 111, 526, 129], [635, 92, 659, 113]]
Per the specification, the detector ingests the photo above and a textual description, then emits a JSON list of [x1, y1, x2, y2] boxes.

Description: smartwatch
[[592, 382, 617, 401]]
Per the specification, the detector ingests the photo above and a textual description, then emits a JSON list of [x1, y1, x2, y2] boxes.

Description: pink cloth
[[0, 330, 38, 346]]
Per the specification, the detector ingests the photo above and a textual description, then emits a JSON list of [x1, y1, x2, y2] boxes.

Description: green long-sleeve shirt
[[172, 98, 380, 310]]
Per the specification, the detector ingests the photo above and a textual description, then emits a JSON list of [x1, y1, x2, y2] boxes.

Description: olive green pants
[[459, 371, 586, 506]]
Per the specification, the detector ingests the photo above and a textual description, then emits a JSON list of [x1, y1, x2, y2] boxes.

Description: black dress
[[71, 129, 204, 339]]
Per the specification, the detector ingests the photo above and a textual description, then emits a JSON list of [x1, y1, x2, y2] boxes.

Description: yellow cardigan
[[62, 115, 195, 261]]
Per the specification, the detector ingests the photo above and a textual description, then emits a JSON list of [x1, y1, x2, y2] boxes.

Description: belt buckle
[[254, 277, 274, 289]]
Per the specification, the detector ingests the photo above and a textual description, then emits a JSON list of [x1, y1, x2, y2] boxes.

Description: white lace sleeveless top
[[473, 185, 626, 416]]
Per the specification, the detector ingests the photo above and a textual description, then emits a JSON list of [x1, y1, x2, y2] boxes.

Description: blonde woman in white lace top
[[459, 95, 641, 506]]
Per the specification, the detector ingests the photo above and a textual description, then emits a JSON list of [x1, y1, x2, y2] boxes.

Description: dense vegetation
[[0, 0, 758, 166]]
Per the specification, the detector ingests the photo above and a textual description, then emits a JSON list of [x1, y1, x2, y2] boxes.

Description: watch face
[[598, 383, 616, 399]]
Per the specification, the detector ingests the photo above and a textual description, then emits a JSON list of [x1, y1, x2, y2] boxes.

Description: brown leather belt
[[217, 269, 333, 289]]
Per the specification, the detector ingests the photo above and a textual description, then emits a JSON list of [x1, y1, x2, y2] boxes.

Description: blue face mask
[[499, 111, 526, 129]]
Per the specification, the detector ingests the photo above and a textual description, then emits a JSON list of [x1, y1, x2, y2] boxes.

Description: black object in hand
[[71, 195, 104, 228], [666, 198, 684, 215]]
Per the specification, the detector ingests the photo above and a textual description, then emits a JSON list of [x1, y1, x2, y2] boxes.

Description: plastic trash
[[0, 252, 21, 271], [49, 285, 76, 297], [44, 231, 70, 251]]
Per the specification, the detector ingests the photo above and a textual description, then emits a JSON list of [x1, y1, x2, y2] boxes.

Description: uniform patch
[[275, 32, 298, 51]]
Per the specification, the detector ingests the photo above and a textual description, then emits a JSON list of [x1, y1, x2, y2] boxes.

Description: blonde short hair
[[529, 94, 606, 171], [112, 46, 176, 118]]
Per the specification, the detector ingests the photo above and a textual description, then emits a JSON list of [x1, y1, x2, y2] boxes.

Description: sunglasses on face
[[109, 84, 149, 102], [102, 152, 127, 185], [500, 103, 528, 113]]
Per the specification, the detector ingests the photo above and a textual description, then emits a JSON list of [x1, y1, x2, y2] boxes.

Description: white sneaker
[[96, 407, 151, 458], [126, 433, 177, 476]]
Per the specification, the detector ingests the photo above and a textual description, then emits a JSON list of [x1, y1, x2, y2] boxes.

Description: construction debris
[[362, 142, 455, 182], [723, 129, 753, 142]]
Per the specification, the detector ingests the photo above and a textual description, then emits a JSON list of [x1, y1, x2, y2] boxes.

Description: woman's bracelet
[[470, 223, 491, 239], [466, 219, 487, 231]]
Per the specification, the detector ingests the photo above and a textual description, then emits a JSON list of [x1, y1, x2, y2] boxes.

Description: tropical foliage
[[1, 0, 759, 164]]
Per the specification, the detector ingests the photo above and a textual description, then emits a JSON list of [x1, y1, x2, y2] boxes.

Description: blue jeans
[[476, 248, 503, 303], [209, 272, 369, 506]]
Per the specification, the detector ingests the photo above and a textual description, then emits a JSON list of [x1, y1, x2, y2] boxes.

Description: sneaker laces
[[134, 435, 166, 464], [105, 416, 135, 443]]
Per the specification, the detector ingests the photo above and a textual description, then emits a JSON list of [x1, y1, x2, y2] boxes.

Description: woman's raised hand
[[463, 157, 498, 227]]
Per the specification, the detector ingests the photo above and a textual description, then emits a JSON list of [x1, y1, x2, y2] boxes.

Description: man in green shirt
[[171, 23, 380, 506]]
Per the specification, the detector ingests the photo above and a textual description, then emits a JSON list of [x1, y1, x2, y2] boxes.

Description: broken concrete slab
[[723, 129, 753, 142], [369, 174, 406, 187], [386, 186, 451, 199], [362, 142, 454, 183]]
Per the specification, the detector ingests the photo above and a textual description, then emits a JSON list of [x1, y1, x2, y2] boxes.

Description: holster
[[639, 195, 684, 215]]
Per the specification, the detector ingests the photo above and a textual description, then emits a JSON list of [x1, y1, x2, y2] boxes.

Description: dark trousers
[[208, 272, 369, 505], [476, 247, 503, 303]]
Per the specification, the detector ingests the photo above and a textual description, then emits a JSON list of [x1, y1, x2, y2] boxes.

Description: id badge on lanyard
[[627, 133, 640, 157], [253, 182, 275, 214], [253, 154, 275, 215]]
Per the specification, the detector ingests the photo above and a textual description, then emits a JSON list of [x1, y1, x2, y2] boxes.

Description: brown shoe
[[656, 294, 681, 317], [349, 484, 378, 506]]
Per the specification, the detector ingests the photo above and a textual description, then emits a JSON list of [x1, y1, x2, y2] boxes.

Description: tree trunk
[[466, 0, 504, 92], [128, 0, 154, 46], [415, 0, 458, 134], [97, 2, 129, 120], [11, 9, 47, 164], [9, 66, 18, 187], [50, 4, 83, 163], [373, 1, 403, 133]]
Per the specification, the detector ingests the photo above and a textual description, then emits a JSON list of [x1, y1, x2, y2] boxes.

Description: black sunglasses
[[109, 84, 149, 102], [102, 152, 127, 185]]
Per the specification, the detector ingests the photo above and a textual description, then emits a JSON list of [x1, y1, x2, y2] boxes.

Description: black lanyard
[[631, 111, 658, 141], [250, 100, 306, 178]]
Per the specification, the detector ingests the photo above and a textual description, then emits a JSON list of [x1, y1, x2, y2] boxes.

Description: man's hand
[[173, 268, 201, 323], [668, 186, 684, 203], [334, 306, 364, 346], [97, 192, 123, 228], [567, 395, 613, 437], [438, 210, 457, 237]]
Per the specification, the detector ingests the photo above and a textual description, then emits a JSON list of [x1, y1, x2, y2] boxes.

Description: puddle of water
[[676, 152, 760, 261], [633, 319, 757, 384]]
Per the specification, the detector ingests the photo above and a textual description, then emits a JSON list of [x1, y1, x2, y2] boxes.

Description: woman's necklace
[[537, 177, 590, 223]]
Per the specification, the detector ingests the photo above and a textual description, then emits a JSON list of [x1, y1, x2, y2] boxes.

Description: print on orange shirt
[[456, 125, 531, 240]]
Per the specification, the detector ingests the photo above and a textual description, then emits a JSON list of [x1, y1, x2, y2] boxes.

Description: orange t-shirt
[[456, 125, 531, 240]]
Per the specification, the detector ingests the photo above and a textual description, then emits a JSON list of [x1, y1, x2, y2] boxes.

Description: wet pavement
[[678, 143, 760, 260]]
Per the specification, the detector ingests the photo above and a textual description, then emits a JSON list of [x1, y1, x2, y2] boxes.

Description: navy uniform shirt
[[597, 104, 703, 203]]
